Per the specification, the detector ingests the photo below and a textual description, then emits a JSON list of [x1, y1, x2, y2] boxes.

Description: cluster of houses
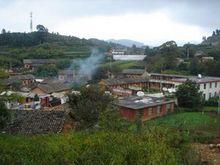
[[100, 68, 220, 121], [3, 73, 70, 110], [3, 56, 220, 134]]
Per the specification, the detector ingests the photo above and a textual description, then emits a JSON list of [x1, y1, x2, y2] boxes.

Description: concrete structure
[[117, 96, 175, 122]]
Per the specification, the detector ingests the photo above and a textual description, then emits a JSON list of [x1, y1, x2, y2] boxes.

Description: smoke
[[70, 49, 104, 84]]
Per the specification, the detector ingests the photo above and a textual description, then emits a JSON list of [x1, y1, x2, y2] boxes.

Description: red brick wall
[[119, 102, 174, 122]]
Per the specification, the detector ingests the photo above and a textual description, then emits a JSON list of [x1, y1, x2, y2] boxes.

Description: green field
[[102, 60, 143, 71], [0, 128, 183, 164], [146, 112, 220, 142], [1, 112, 219, 164]]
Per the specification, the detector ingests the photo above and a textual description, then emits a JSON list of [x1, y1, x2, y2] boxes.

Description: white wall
[[113, 55, 146, 61], [199, 82, 220, 100]]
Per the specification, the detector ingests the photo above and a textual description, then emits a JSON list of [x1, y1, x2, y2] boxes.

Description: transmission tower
[[30, 12, 33, 32]]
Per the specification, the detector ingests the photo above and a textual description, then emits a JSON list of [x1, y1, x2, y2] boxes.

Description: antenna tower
[[30, 12, 33, 32]]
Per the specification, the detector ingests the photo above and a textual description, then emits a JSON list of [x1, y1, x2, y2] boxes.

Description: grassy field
[[102, 60, 143, 71], [146, 112, 220, 142], [0, 128, 183, 164]]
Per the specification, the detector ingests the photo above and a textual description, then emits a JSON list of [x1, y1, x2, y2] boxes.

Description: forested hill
[[0, 29, 122, 68]]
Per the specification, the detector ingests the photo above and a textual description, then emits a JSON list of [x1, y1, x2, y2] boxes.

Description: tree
[[1, 29, 6, 34], [0, 100, 10, 129], [36, 25, 48, 44], [34, 64, 58, 77], [57, 59, 71, 69], [176, 80, 203, 110], [68, 85, 114, 129], [36, 25, 48, 33]]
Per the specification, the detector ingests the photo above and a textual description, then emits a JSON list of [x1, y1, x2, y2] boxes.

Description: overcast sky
[[0, 0, 219, 46]]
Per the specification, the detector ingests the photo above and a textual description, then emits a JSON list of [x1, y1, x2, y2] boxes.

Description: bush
[[204, 97, 219, 107], [0, 100, 10, 129]]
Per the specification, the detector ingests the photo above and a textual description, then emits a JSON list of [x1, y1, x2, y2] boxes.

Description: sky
[[0, 0, 219, 46]]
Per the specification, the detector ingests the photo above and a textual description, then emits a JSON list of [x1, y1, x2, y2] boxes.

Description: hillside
[[0, 32, 120, 68]]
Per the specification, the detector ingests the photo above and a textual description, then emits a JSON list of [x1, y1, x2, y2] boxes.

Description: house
[[58, 70, 75, 82], [102, 70, 220, 100], [31, 82, 71, 107], [99, 77, 149, 91], [23, 59, 58, 70], [172, 76, 220, 100], [6, 74, 35, 91], [201, 56, 214, 63], [122, 69, 145, 78], [117, 96, 175, 122]]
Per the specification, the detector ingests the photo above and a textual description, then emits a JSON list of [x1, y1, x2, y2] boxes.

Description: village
[[1, 1, 220, 163], [1, 47, 219, 136]]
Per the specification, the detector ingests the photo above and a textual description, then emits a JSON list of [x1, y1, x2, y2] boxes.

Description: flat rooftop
[[117, 96, 174, 110]]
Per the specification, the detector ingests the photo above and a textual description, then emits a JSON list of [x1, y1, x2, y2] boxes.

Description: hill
[[107, 39, 144, 47], [0, 31, 120, 68]]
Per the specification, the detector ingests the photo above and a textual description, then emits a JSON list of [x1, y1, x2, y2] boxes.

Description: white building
[[113, 55, 147, 61], [172, 76, 220, 100]]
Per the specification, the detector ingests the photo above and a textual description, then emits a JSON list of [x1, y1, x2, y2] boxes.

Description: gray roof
[[103, 77, 149, 86], [6, 110, 67, 135], [117, 96, 174, 110], [172, 76, 220, 84], [122, 69, 145, 75], [36, 82, 71, 93]]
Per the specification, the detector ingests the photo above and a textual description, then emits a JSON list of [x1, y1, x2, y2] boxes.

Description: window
[[210, 83, 212, 88], [215, 82, 217, 88], [209, 93, 212, 99], [214, 92, 217, 97], [204, 83, 206, 89], [203, 94, 206, 100]]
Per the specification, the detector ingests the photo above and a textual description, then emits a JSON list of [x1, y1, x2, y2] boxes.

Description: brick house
[[117, 96, 175, 122]]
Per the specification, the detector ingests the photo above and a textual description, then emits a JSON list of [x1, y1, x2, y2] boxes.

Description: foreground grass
[[0, 127, 184, 165]]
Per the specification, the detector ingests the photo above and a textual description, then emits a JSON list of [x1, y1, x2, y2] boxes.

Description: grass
[[102, 60, 142, 70], [0, 128, 182, 164], [146, 112, 220, 142]]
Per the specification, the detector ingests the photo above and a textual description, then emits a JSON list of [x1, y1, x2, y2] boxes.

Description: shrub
[[204, 97, 219, 107]]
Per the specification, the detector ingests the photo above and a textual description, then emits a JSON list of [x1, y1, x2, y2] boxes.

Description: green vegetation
[[0, 100, 10, 129], [34, 64, 58, 77], [0, 127, 187, 164], [68, 85, 114, 129], [0, 28, 118, 69], [146, 112, 220, 143], [176, 80, 203, 110]]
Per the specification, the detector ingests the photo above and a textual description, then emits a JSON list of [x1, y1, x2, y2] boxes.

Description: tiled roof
[[36, 82, 71, 94], [8, 74, 35, 81], [102, 77, 149, 86], [6, 110, 67, 135]]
